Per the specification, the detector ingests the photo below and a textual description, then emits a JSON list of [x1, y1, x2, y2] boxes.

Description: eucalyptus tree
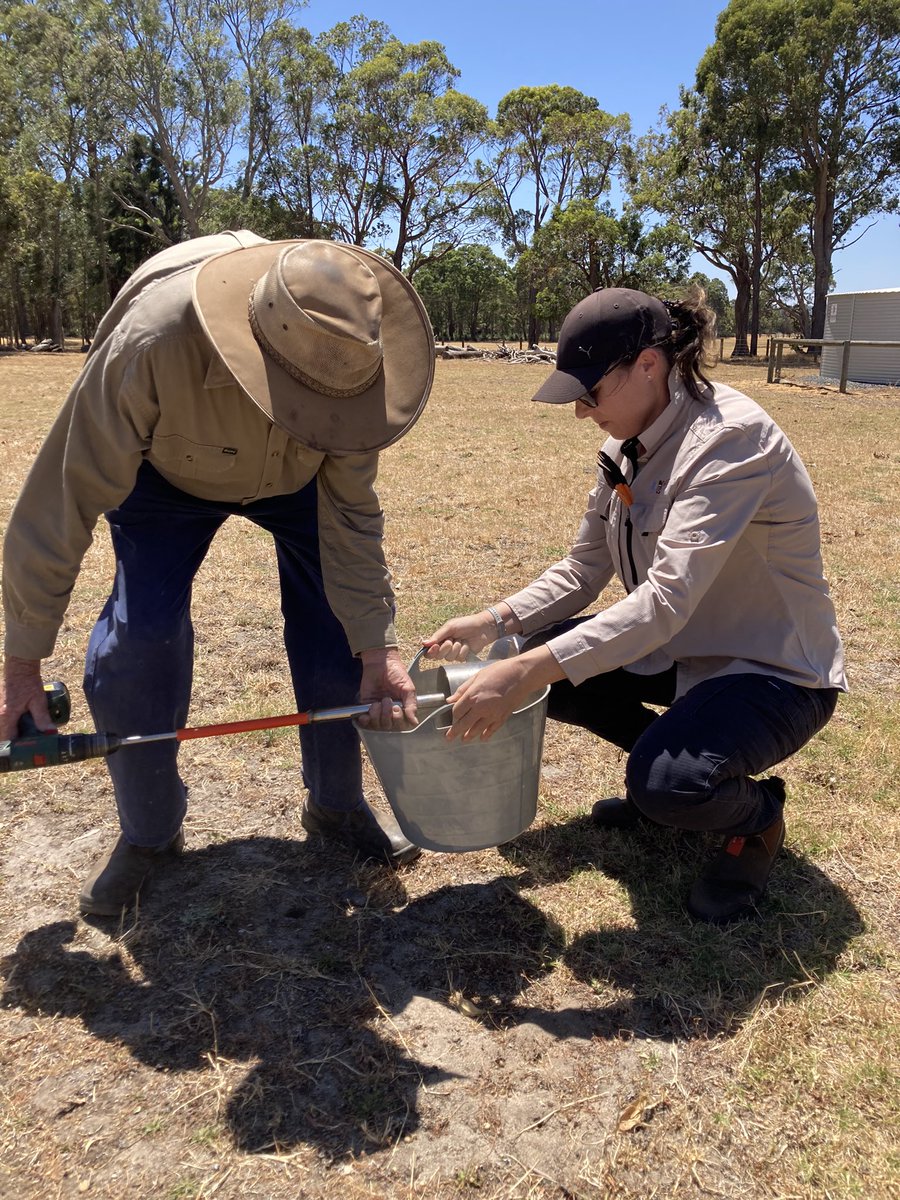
[[372, 42, 490, 276], [761, 231, 817, 335], [637, 94, 796, 355], [267, 21, 333, 237], [99, 0, 244, 238], [486, 85, 631, 343], [415, 244, 515, 341], [1, 169, 72, 342], [491, 86, 629, 249], [705, 0, 900, 339], [309, 20, 491, 275], [311, 17, 397, 247], [0, 0, 122, 333], [524, 199, 691, 331], [214, 0, 300, 202], [695, 13, 786, 354]]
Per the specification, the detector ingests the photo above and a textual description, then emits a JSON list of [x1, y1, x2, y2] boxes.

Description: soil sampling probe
[[0, 681, 447, 774]]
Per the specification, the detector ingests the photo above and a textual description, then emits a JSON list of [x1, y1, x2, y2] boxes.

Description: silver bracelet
[[486, 605, 506, 641]]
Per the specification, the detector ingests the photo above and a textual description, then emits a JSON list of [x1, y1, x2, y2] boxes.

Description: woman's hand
[[424, 604, 520, 662], [423, 612, 495, 661], [446, 647, 565, 742]]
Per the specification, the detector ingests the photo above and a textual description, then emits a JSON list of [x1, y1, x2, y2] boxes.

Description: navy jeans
[[83, 463, 364, 848], [526, 620, 839, 837]]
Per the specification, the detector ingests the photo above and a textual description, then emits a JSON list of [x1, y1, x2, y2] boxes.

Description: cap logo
[[577, 345, 593, 358]]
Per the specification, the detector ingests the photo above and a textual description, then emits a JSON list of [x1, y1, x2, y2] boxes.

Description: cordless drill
[[0, 681, 120, 772], [1, 682, 448, 774]]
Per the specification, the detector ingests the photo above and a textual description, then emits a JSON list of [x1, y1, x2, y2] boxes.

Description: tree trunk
[[13, 269, 30, 345], [469, 300, 480, 341], [51, 214, 64, 347], [50, 298, 64, 349], [526, 283, 538, 347], [731, 263, 752, 356], [750, 159, 763, 356], [810, 174, 834, 340], [87, 138, 111, 313]]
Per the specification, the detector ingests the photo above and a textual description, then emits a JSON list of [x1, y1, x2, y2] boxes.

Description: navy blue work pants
[[83, 463, 364, 848], [526, 620, 839, 837]]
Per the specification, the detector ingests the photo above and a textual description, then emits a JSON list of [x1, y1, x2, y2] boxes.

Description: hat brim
[[530, 364, 603, 405], [193, 241, 434, 454]]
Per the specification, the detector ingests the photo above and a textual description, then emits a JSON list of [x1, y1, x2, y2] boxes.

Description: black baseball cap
[[531, 287, 677, 405]]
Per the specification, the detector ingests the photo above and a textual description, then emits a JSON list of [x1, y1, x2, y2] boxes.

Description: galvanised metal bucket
[[357, 641, 548, 853]]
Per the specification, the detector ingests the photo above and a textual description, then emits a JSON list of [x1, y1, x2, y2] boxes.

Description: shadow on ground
[[500, 814, 864, 1039], [1, 821, 862, 1156]]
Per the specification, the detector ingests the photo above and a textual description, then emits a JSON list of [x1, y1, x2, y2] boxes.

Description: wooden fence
[[766, 337, 900, 393]]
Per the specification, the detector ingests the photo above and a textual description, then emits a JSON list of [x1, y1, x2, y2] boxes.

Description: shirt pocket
[[150, 434, 239, 479], [629, 500, 669, 539]]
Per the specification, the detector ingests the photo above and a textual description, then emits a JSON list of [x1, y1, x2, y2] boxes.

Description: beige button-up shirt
[[505, 374, 847, 696], [2, 233, 397, 660]]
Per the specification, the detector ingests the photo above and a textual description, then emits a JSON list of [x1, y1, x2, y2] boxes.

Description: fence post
[[839, 341, 852, 393], [767, 339, 776, 383]]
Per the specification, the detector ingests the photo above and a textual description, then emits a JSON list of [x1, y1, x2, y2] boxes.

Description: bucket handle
[[408, 644, 479, 685]]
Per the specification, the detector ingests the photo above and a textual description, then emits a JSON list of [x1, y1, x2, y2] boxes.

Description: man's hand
[[1, 656, 52, 740], [446, 646, 565, 743], [357, 647, 418, 731]]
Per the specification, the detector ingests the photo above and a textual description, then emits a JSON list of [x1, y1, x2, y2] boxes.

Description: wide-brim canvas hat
[[193, 239, 434, 454]]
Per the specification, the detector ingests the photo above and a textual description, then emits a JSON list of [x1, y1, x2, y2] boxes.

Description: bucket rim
[[355, 682, 550, 737]]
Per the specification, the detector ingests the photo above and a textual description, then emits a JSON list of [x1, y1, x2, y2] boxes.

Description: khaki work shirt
[[505, 374, 847, 696], [2, 232, 397, 660]]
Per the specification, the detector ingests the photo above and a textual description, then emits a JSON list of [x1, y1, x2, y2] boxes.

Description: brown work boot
[[301, 798, 421, 867], [687, 812, 786, 925], [79, 829, 185, 917], [591, 795, 642, 829]]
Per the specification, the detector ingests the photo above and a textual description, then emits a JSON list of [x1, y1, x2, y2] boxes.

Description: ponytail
[[661, 287, 716, 402]]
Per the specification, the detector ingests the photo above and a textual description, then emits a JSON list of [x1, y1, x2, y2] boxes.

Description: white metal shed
[[821, 289, 900, 385]]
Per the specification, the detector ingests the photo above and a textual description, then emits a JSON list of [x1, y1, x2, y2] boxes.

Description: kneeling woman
[[424, 287, 845, 924]]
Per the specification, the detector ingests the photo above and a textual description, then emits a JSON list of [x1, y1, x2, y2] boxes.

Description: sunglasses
[[578, 352, 638, 409]]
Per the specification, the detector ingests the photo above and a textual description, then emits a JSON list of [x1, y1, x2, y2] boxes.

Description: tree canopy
[[1, 0, 897, 348]]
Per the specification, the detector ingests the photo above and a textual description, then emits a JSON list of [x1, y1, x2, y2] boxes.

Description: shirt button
[[271, 451, 279, 458], [265, 483, 273, 489], [186, 455, 193, 462]]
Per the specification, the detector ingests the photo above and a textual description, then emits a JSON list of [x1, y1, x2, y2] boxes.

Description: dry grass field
[[0, 346, 897, 1200]]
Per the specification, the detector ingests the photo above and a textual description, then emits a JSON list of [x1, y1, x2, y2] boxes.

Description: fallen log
[[434, 345, 483, 359]]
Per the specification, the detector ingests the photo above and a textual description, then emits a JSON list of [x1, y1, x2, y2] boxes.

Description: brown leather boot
[[687, 814, 785, 924], [300, 798, 421, 867], [79, 829, 185, 917]]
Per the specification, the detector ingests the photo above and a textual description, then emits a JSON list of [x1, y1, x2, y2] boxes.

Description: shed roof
[[827, 288, 900, 297]]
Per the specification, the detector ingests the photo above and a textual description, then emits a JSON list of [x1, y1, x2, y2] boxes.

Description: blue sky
[[303, 0, 899, 294]]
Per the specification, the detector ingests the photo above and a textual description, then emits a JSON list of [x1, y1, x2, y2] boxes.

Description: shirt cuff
[[3, 618, 58, 661], [504, 591, 555, 637], [545, 627, 603, 687], [344, 616, 398, 658]]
